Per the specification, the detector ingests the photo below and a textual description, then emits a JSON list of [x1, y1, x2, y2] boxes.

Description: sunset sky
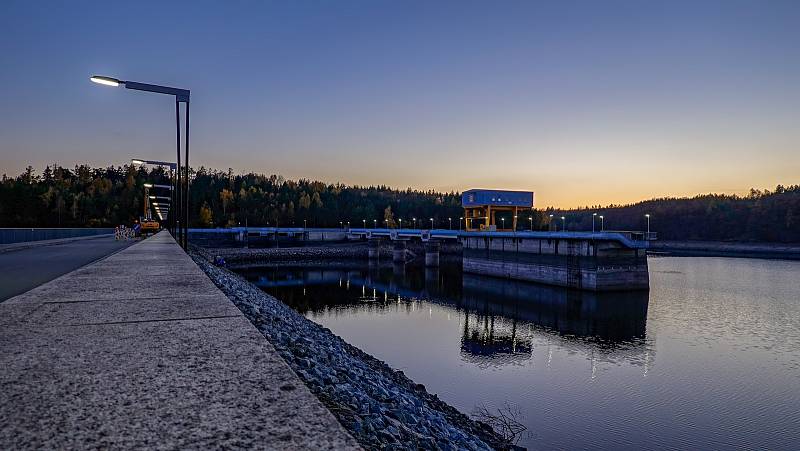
[[1, 1, 798, 208]]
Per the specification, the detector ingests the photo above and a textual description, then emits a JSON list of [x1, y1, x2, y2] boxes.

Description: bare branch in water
[[471, 402, 527, 445]]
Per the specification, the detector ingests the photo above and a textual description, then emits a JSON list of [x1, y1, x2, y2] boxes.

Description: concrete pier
[[424, 241, 440, 267], [0, 231, 360, 450], [368, 237, 381, 260], [392, 240, 407, 263], [460, 233, 649, 291]]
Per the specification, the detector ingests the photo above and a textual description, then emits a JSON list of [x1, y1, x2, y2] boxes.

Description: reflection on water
[[237, 257, 800, 450], [243, 263, 651, 368]]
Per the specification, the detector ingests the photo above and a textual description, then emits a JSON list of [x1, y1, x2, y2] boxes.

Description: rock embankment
[[191, 249, 512, 450]]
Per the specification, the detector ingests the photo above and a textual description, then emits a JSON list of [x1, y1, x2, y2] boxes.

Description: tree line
[[1, 165, 798, 243]]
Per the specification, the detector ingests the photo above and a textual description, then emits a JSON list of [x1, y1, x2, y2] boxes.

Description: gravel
[[191, 247, 512, 450]]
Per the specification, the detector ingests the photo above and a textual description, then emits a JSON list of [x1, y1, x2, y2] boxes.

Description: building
[[462, 189, 534, 231]]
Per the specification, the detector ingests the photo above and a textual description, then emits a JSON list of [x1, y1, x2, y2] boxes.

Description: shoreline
[[190, 247, 515, 450], [648, 240, 800, 260]]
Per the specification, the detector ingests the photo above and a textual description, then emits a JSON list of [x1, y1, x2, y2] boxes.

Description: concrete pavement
[[0, 235, 133, 302], [0, 231, 360, 450]]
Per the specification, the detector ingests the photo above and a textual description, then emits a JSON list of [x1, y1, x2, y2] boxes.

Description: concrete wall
[[461, 236, 649, 291], [0, 228, 114, 245]]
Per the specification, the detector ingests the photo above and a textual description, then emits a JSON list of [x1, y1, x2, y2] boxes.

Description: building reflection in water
[[238, 261, 652, 370]]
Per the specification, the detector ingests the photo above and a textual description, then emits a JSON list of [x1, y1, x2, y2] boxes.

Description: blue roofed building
[[462, 189, 534, 231]]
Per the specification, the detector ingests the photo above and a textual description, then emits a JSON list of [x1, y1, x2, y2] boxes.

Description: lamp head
[[90, 75, 121, 87]]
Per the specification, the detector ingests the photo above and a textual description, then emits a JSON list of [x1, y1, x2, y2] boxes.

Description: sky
[[0, 0, 798, 208]]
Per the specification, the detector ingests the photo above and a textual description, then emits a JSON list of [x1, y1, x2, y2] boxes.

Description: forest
[[1, 164, 798, 243]]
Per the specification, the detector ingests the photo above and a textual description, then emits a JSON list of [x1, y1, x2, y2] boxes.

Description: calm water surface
[[237, 257, 800, 450]]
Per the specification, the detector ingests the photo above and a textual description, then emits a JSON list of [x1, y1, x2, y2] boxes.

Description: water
[[237, 257, 800, 450]]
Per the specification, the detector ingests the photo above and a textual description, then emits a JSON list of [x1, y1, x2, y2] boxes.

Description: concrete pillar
[[424, 241, 440, 267], [392, 241, 407, 263], [368, 238, 381, 260]]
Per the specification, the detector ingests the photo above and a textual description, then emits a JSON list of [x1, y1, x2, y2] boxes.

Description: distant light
[[131, 159, 145, 165], [90, 75, 121, 87], [149, 196, 156, 199], [143, 183, 153, 188]]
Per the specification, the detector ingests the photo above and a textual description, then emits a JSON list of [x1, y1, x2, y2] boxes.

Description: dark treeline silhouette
[[0, 165, 462, 230], [1, 165, 798, 242]]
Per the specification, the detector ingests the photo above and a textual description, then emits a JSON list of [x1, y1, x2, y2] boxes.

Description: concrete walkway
[[0, 231, 360, 450]]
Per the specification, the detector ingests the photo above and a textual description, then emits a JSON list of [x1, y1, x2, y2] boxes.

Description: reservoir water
[[237, 256, 800, 450]]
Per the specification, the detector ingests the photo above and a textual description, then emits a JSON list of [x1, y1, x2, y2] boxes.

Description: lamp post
[[645, 214, 651, 238], [600, 215, 604, 231], [561, 216, 566, 231], [429, 218, 434, 229], [549, 214, 554, 231], [362, 219, 366, 229], [448, 217, 452, 230], [529, 216, 533, 231], [374, 219, 377, 228], [459, 217, 463, 231], [501, 217, 506, 230], [592, 212, 597, 233], [413, 218, 417, 229], [304, 219, 308, 229], [93, 75, 191, 249]]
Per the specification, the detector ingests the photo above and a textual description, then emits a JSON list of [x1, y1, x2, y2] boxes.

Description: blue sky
[[1, 0, 798, 207]]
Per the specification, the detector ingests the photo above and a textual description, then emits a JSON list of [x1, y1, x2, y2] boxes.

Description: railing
[[186, 227, 654, 248]]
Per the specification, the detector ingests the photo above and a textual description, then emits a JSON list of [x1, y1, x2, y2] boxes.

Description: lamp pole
[[549, 214, 554, 231], [374, 219, 377, 228], [429, 218, 434, 229], [448, 217, 452, 230], [529, 216, 533, 231], [600, 215, 604, 231], [561, 216, 566, 231], [592, 212, 597, 233], [92, 75, 190, 250], [459, 217, 463, 231], [645, 214, 651, 238]]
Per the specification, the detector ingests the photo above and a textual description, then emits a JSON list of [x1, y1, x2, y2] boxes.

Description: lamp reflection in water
[[240, 261, 652, 371]]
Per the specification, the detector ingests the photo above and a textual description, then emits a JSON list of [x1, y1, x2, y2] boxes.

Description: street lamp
[[448, 217, 452, 230], [501, 217, 506, 230], [92, 75, 190, 249], [429, 218, 434, 229], [549, 214, 554, 231], [599, 215, 604, 231], [645, 214, 651, 238], [529, 216, 533, 231], [398, 218, 402, 229], [459, 217, 463, 231], [592, 212, 597, 233], [374, 219, 377, 228], [362, 219, 366, 228], [561, 216, 566, 231], [413, 218, 417, 228]]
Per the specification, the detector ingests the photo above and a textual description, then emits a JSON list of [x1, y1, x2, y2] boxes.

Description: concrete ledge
[[0, 233, 115, 255], [0, 231, 360, 450]]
